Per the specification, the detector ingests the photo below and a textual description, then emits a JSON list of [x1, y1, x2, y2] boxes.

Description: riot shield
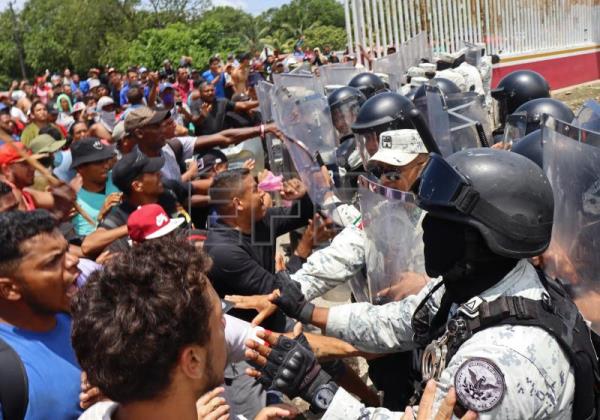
[[256, 81, 285, 174], [272, 73, 338, 165], [358, 175, 425, 305], [415, 83, 489, 156], [373, 52, 405, 91], [543, 117, 600, 332], [319, 64, 360, 94], [573, 100, 600, 132], [404, 32, 431, 69], [272, 73, 339, 206]]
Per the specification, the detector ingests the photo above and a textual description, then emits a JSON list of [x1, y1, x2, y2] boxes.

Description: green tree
[[261, 0, 345, 37], [0, 10, 23, 82], [20, 0, 133, 74], [304, 25, 347, 50]]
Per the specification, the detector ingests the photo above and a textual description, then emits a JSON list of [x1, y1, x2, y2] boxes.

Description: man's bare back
[[232, 65, 249, 94]]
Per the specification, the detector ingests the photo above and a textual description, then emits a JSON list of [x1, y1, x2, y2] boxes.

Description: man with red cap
[[0, 142, 75, 219], [127, 203, 185, 245]]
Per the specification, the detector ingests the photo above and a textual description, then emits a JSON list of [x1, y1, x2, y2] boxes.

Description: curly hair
[[0, 210, 56, 275], [71, 236, 214, 404]]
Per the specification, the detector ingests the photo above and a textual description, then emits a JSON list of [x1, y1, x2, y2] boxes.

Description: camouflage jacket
[[323, 260, 575, 419]]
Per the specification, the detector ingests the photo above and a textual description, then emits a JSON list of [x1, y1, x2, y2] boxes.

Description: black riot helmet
[[348, 72, 386, 99], [327, 86, 366, 111], [351, 92, 417, 168], [504, 98, 573, 143], [513, 98, 574, 134], [352, 92, 415, 134], [492, 70, 550, 125], [328, 86, 367, 141], [417, 149, 554, 259], [511, 129, 543, 169], [412, 78, 461, 103]]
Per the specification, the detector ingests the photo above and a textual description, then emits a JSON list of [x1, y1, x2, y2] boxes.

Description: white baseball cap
[[368, 129, 427, 167], [406, 66, 425, 78], [96, 96, 114, 112]]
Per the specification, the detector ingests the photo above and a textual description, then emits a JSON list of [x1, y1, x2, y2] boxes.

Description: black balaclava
[[422, 214, 518, 304]]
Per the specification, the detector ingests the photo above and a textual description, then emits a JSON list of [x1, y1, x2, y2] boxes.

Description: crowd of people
[[0, 36, 599, 420]]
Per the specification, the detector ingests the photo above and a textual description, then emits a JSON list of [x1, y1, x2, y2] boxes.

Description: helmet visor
[[331, 100, 361, 140], [503, 112, 528, 145], [355, 131, 380, 170], [417, 153, 471, 210]]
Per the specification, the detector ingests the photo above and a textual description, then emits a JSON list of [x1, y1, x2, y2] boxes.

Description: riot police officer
[[412, 77, 461, 103], [492, 70, 550, 129], [328, 86, 366, 197], [351, 92, 417, 168], [248, 148, 600, 419], [504, 97, 574, 143], [348, 72, 387, 99]]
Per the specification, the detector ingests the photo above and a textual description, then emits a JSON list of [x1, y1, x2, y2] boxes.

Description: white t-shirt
[[159, 136, 196, 181], [78, 401, 118, 420], [10, 106, 27, 123]]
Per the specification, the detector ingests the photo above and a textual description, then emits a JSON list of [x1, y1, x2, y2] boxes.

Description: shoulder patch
[[454, 357, 505, 412]]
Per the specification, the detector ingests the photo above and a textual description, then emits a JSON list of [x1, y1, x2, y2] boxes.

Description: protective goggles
[[368, 166, 403, 181], [417, 153, 477, 213]]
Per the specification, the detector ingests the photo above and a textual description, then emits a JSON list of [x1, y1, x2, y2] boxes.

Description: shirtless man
[[231, 53, 251, 95]]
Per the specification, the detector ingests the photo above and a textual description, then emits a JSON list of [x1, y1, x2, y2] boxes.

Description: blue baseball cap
[[159, 83, 174, 94]]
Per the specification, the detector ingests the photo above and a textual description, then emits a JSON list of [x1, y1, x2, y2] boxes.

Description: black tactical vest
[[411, 272, 600, 419]]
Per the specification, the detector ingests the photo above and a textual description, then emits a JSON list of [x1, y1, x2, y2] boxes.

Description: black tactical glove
[[274, 271, 315, 323], [254, 333, 338, 412]]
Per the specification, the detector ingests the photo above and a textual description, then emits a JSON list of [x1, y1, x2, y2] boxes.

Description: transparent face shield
[[573, 100, 600, 132], [358, 175, 424, 304], [331, 100, 361, 140], [503, 112, 528, 145], [355, 131, 381, 170]]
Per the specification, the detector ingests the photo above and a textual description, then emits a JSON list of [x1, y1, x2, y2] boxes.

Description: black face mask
[[422, 214, 466, 278], [422, 214, 518, 303]]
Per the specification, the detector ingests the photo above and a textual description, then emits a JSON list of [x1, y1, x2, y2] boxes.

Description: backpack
[[0, 337, 28, 420], [166, 138, 187, 175]]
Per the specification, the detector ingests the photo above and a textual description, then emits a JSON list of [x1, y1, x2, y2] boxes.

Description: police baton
[[407, 108, 442, 155]]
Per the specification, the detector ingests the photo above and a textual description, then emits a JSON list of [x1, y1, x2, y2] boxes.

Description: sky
[[213, 0, 291, 15]]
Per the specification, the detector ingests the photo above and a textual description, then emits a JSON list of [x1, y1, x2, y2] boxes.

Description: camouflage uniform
[[322, 259, 575, 419], [292, 223, 368, 301], [479, 56, 494, 110]]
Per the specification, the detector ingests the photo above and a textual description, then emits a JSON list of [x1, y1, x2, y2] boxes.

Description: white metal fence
[[344, 0, 600, 61]]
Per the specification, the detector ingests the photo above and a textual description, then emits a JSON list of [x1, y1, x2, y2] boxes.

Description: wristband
[[260, 124, 265, 140]]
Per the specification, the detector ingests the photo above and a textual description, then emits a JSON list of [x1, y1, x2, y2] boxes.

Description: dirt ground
[[554, 80, 600, 112]]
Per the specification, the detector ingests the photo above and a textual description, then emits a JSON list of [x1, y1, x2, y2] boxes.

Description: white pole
[[365, 0, 374, 54], [351, 0, 363, 65], [378, 0, 388, 55], [344, 0, 354, 55], [372, 0, 382, 57], [358, 0, 368, 58]]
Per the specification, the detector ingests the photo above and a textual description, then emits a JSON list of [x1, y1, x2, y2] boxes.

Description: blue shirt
[[202, 70, 226, 98], [74, 174, 120, 236], [0, 314, 82, 420], [119, 83, 150, 106]]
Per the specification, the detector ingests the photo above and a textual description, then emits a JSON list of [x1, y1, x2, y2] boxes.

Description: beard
[[198, 355, 225, 397]]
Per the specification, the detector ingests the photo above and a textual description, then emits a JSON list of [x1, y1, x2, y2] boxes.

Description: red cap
[[0, 143, 42, 165], [127, 204, 185, 243]]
